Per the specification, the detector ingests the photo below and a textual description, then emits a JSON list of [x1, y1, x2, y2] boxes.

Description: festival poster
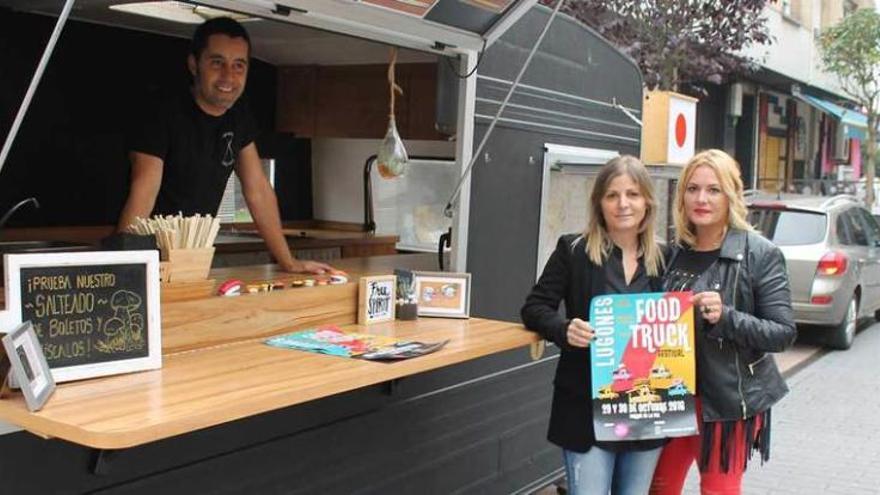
[[588, 292, 698, 441]]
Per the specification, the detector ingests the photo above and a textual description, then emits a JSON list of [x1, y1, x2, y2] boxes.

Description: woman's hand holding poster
[[589, 292, 698, 441]]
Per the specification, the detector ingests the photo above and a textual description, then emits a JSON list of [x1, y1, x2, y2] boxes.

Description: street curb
[[781, 347, 828, 379]]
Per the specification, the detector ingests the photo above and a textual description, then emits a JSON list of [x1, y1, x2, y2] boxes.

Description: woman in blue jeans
[[521, 155, 665, 494]]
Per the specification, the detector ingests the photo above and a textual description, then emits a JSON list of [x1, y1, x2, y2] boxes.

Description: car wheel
[[829, 295, 858, 350]]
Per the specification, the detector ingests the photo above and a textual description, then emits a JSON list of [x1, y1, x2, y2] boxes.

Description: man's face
[[188, 34, 249, 116]]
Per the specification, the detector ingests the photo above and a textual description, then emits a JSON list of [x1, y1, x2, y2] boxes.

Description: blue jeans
[[564, 446, 663, 495]]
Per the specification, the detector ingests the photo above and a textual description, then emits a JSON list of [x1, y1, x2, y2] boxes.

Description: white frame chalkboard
[[4, 250, 162, 383]]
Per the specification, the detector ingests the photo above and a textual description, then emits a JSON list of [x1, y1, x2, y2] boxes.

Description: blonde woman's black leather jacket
[[667, 228, 797, 422]]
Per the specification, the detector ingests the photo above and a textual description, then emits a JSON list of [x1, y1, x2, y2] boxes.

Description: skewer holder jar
[[160, 247, 215, 282]]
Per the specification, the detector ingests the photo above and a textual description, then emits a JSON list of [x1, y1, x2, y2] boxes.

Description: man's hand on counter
[[283, 259, 338, 274]]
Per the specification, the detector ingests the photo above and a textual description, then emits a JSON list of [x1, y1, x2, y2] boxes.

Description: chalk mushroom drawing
[[96, 290, 145, 353]]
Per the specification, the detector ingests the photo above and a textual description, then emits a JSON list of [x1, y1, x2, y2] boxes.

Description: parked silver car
[[747, 194, 880, 349]]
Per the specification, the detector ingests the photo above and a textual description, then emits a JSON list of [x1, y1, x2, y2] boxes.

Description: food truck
[[0, 1, 645, 492]]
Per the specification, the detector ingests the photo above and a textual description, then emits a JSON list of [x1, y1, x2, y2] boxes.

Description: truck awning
[[796, 93, 868, 140], [201, 0, 538, 54]]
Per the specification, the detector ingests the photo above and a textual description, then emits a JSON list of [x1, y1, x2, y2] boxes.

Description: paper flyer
[[588, 292, 698, 441], [265, 325, 447, 361]]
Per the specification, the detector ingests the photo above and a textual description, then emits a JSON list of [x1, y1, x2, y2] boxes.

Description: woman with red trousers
[[650, 149, 796, 494]]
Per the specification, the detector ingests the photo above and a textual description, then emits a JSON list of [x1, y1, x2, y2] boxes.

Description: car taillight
[[811, 295, 833, 304], [816, 251, 848, 276]]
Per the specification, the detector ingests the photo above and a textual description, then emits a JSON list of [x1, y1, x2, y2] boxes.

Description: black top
[[663, 247, 721, 388], [129, 91, 259, 216], [661, 236, 787, 471], [520, 235, 665, 453], [604, 245, 651, 294], [664, 248, 721, 292]]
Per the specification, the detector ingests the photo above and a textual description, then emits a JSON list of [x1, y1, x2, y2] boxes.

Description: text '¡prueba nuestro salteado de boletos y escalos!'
[[19, 264, 149, 368]]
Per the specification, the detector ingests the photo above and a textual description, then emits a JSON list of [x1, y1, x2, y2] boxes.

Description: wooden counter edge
[[0, 321, 541, 450]]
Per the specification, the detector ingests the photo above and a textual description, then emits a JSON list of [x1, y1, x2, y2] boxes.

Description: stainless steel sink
[[213, 232, 264, 244]]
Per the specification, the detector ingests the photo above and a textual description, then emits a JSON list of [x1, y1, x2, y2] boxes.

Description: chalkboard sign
[[4, 251, 161, 383]]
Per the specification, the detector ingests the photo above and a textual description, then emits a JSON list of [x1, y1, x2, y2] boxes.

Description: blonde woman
[[521, 155, 665, 494], [650, 149, 796, 494]]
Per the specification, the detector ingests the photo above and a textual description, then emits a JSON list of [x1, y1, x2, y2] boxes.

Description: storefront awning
[[797, 93, 868, 140]]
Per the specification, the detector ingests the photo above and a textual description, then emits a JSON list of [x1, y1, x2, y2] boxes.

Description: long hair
[[584, 155, 663, 276], [673, 149, 755, 247]]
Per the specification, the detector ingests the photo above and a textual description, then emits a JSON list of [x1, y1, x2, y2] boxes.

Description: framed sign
[[414, 271, 471, 318], [358, 275, 396, 325], [2, 321, 55, 411], [5, 250, 162, 383]]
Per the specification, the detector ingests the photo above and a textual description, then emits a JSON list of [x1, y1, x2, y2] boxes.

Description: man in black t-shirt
[[117, 18, 333, 274]]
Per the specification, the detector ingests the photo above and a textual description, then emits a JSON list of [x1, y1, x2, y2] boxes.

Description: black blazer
[[521, 234, 662, 451]]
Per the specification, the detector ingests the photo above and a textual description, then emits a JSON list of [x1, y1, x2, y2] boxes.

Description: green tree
[[539, 0, 775, 95], [820, 8, 880, 206]]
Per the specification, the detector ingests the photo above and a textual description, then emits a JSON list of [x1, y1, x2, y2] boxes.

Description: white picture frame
[[358, 275, 396, 325], [413, 271, 471, 318], [2, 321, 55, 411], [4, 250, 162, 383]]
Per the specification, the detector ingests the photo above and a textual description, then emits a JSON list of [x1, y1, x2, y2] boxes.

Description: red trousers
[[649, 402, 762, 495]]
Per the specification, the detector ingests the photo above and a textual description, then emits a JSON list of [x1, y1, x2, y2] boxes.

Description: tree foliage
[[538, 0, 775, 95], [820, 8, 880, 206]]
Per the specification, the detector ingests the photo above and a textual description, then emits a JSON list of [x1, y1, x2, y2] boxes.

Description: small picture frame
[[394, 268, 418, 320], [414, 271, 471, 318], [2, 321, 55, 412], [358, 275, 397, 325]]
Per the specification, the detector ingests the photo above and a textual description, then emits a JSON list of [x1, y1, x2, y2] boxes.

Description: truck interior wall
[[0, 348, 558, 494], [0, 9, 311, 226], [310, 138, 454, 225]]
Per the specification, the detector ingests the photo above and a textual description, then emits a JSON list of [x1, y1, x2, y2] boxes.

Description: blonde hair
[[585, 155, 663, 277], [673, 149, 755, 247]]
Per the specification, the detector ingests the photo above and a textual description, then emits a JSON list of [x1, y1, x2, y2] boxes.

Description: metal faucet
[[0, 197, 39, 230]]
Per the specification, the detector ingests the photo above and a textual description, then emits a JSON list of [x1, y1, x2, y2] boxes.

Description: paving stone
[[683, 322, 880, 494]]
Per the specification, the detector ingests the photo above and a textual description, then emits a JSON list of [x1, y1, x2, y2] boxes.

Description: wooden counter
[[0, 253, 536, 451], [0, 318, 537, 450], [213, 229, 398, 258], [0, 222, 400, 259]]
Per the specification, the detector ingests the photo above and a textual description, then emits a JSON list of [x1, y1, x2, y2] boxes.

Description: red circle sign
[[675, 114, 687, 148]]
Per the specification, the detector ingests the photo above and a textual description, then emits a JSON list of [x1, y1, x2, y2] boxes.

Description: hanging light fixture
[[377, 47, 409, 178]]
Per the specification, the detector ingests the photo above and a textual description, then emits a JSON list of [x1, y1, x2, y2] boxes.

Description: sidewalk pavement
[[683, 322, 880, 494], [533, 331, 860, 495]]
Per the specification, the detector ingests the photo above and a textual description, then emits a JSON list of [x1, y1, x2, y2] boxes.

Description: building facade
[[697, 0, 874, 195]]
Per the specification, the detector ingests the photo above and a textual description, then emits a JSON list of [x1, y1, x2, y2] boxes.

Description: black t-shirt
[[664, 248, 721, 292], [664, 247, 721, 396], [129, 91, 259, 216]]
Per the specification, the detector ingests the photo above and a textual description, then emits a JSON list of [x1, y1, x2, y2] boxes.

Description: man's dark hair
[[191, 17, 251, 59]]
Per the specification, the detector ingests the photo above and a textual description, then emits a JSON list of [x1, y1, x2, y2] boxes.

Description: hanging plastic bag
[[377, 48, 408, 178], [378, 116, 408, 178]]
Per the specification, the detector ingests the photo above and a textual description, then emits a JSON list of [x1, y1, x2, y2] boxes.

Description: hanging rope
[[387, 48, 403, 119]]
